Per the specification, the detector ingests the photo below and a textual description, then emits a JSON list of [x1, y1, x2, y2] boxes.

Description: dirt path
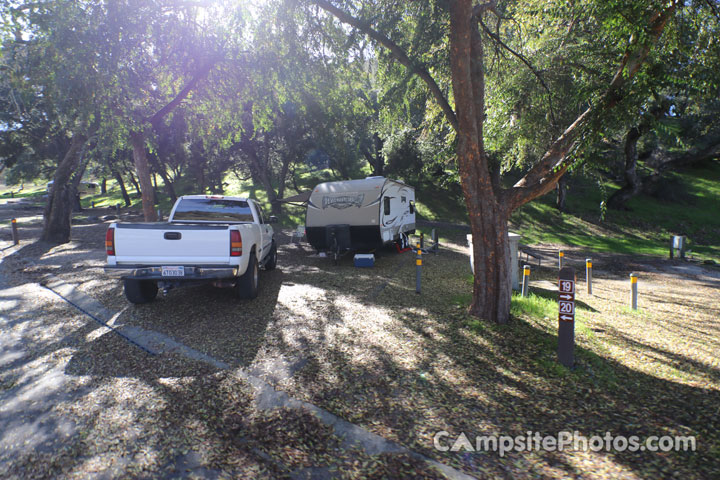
[[0, 202, 468, 479]]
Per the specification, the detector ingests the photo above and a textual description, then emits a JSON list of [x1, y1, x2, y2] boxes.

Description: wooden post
[[558, 267, 576, 368], [11, 218, 19, 245], [415, 242, 422, 294], [586, 258, 593, 295]]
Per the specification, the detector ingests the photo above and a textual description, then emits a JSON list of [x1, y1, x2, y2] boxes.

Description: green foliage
[[509, 161, 720, 260], [2, 0, 719, 240]]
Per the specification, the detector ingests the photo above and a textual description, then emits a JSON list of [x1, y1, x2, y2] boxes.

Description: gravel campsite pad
[[2, 201, 719, 479]]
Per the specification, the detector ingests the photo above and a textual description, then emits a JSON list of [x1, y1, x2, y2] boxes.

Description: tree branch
[[706, 0, 720, 21], [478, 17, 558, 128], [312, 0, 458, 131], [145, 60, 216, 128], [472, 0, 498, 18], [507, 1, 679, 211]]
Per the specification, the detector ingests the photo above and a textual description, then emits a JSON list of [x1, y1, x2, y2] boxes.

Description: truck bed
[[113, 222, 238, 265]]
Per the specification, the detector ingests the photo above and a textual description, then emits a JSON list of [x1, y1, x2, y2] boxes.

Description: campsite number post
[[558, 267, 575, 368]]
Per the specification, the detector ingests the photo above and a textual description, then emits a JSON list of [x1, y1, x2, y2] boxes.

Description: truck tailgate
[[114, 224, 231, 264]]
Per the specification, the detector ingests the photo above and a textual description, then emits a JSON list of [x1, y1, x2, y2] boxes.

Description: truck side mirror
[[268, 215, 279, 224]]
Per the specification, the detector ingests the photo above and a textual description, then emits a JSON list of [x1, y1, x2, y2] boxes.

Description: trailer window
[[172, 199, 254, 222], [384, 197, 391, 215]]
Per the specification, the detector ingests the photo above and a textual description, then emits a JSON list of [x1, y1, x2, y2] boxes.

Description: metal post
[[431, 228, 439, 253], [415, 242, 422, 294], [115, 204, 120, 215], [521, 265, 530, 297], [630, 273, 638, 310], [11, 218, 19, 245], [558, 250, 564, 269], [157, 208, 162, 221], [420, 232, 424, 249], [586, 258, 592, 295]]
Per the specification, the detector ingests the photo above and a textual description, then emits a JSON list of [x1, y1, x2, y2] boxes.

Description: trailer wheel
[[236, 253, 259, 299], [124, 279, 158, 304]]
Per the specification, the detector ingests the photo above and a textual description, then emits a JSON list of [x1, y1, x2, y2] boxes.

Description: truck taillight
[[230, 230, 242, 256], [106, 227, 115, 255]]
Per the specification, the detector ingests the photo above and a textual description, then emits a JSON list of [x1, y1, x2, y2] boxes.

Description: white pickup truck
[[104, 195, 277, 304]]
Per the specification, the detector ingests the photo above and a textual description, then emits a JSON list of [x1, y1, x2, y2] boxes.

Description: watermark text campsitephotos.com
[[433, 431, 696, 457]]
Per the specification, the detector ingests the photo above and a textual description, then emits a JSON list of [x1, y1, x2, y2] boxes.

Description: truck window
[[255, 204, 266, 224], [172, 199, 255, 222], [384, 197, 391, 215]]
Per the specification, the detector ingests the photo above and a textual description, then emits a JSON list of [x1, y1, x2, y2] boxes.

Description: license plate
[[161, 266, 185, 277]]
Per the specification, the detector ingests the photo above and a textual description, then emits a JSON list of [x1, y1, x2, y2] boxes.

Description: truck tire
[[124, 279, 158, 304], [236, 253, 258, 299], [264, 243, 277, 270]]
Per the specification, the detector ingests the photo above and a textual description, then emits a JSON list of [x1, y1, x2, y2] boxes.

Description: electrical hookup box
[[354, 254, 375, 268]]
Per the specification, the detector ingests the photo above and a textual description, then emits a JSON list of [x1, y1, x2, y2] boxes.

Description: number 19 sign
[[558, 276, 575, 322], [558, 267, 576, 368]]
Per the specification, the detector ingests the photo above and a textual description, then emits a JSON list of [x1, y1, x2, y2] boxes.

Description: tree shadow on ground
[[5, 230, 719, 479], [65, 268, 284, 376], [275, 242, 719, 478]]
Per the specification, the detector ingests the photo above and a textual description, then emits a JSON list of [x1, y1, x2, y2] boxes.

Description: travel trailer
[[305, 177, 416, 254]]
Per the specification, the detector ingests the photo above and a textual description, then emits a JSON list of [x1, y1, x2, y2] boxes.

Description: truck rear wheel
[[236, 253, 258, 299], [124, 279, 158, 304]]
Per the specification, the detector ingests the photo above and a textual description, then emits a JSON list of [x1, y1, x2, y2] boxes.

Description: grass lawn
[[511, 161, 720, 261]]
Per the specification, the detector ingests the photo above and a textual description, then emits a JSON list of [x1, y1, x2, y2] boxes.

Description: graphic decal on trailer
[[322, 194, 365, 209]]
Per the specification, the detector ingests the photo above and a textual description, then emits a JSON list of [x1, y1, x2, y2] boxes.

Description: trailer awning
[[277, 190, 312, 205]]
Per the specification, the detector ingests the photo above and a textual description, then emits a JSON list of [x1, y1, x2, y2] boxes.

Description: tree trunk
[[112, 169, 132, 206], [607, 126, 642, 210], [465, 188, 512, 323], [73, 193, 83, 212], [148, 153, 178, 202], [130, 130, 158, 221], [556, 175, 568, 211], [236, 113, 281, 215], [248, 148, 280, 215], [449, 0, 511, 323], [362, 133, 385, 176], [372, 133, 384, 176], [41, 134, 87, 243], [101, 178, 107, 194], [151, 173, 159, 205], [127, 170, 141, 197]]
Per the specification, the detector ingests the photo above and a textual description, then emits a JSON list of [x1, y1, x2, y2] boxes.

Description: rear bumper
[[104, 265, 239, 281]]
